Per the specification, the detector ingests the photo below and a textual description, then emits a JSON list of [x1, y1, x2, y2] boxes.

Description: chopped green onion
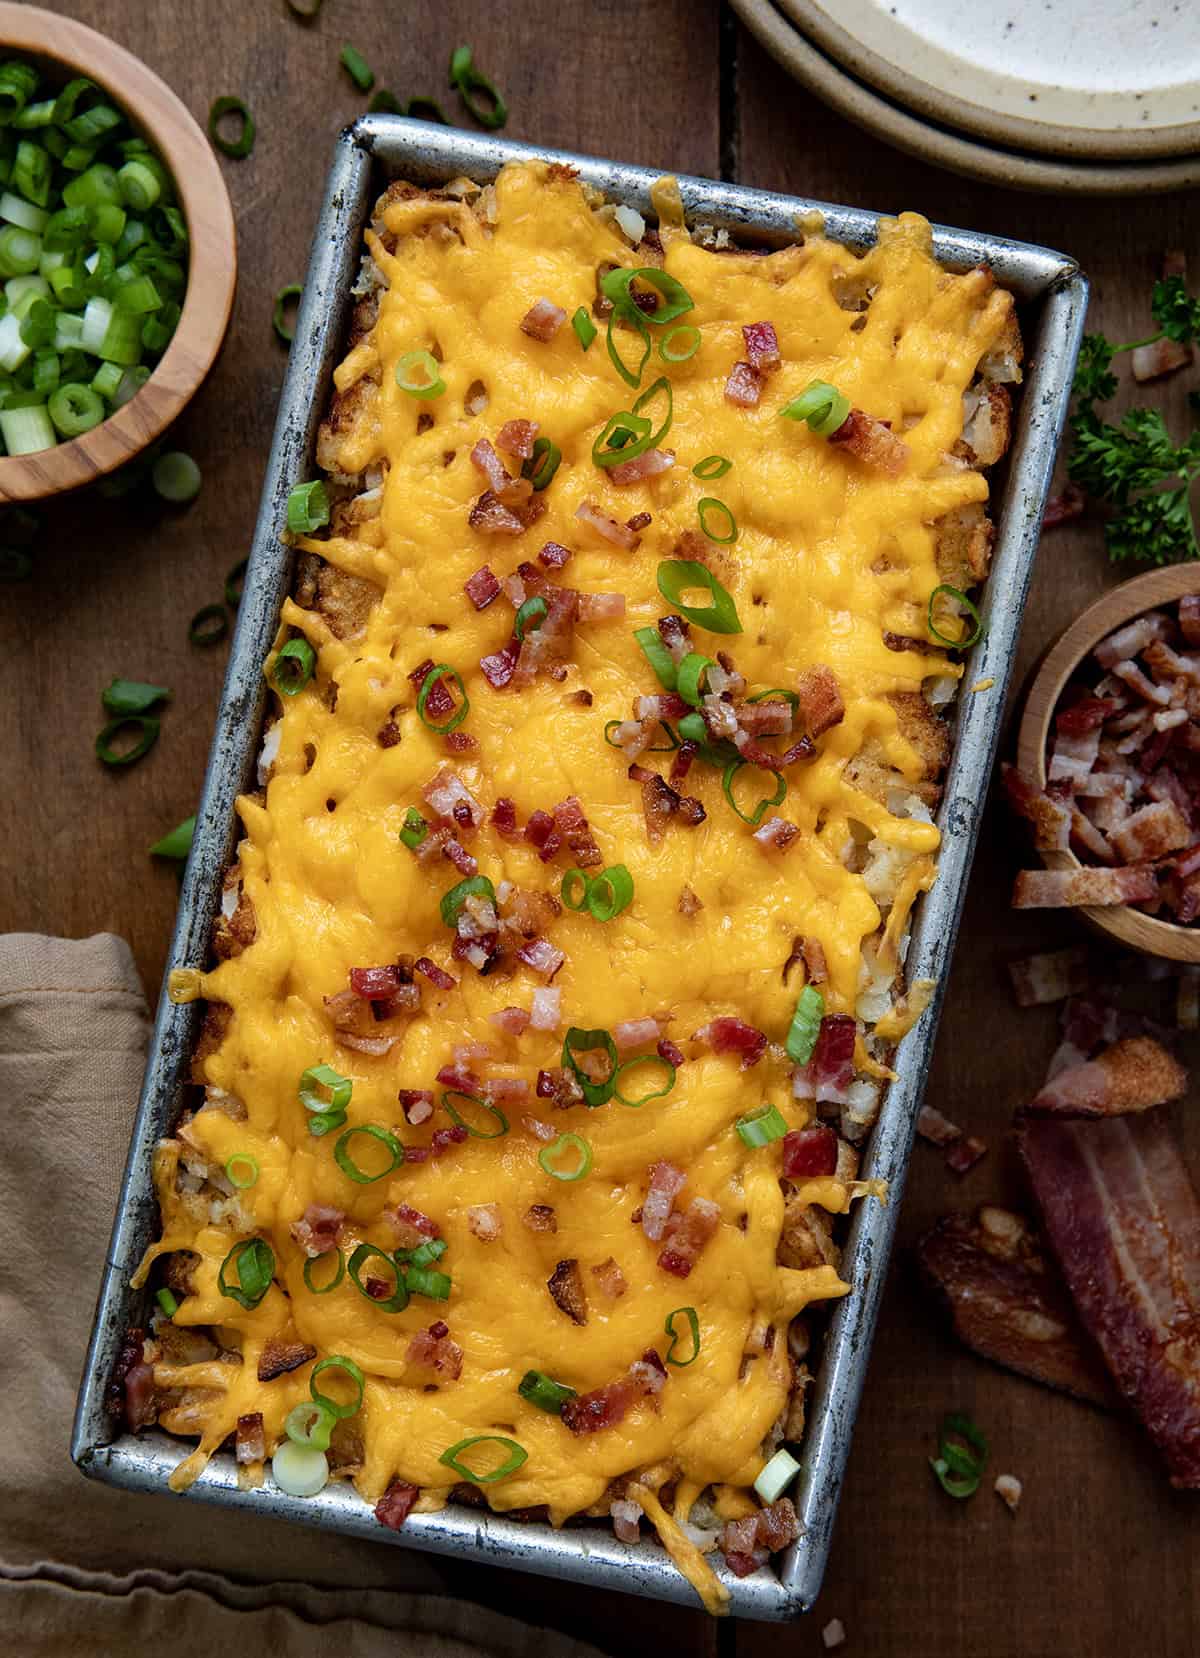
[[0, 62, 39, 125], [286, 479, 329, 534], [152, 450, 201, 504], [303, 1247, 345, 1295], [208, 97, 256, 159], [398, 1236, 448, 1268], [634, 374, 673, 446], [664, 1305, 701, 1366], [612, 1053, 676, 1107], [62, 103, 121, 148], [518, 1370, 577, 1412], [299, 1062, 353, 1115], [736, 1103, 788, 1148], [224, 558, 247, 608], [102, 677, 170, 715], [593, 409, 652, 469], [633, 623, 678, 690], [938, 1412, 988, 1475], [523, 435, 561, 490], [271, 636, 317, 696], [395, 347, 445, 398], [440, 873, 496, 928], [515, 596, 548, 641], [149, 815, 196, 860], [930, 1456, 980, 1499], [698, 496, 737, 545], [400, 807, 428, 850], [117, 159, 161, 211], [91, 361, 123, 400], [348, 1242, 409, 1311], [722, 759, 786, 827], [310, 1353, 365, 1418], [660, 323, 700, 362], [95, 714, 159, 767], [572, 306, 597, 351], [14, 139, 50, 207], [155, 1287, 179, 1318], [14, 100, 55, 131], [539, 1132, 593, 1182], [217, 1237, 274, 1309], [417, 663, 469, 732], [0, 402, 53, 451], [273, 282, 301, 344], [656, 559, 742, 635], [780, 379, 851, 437], [404, 96, 450, 124], [561, 869, 589, 911], [580, 863, 634, 921], [600, 266, 694, 326], [441, 1089, 509, 1139], [561, 1026, 618, 1107], [272, 1441, 329, 1498], [606, 309, 650, 390], [928, 583, 984, 650], [1, 191, 47, 232], [754, 1447, 800, 1503], [339, 45, 375, 93], [368, 88, 405, 116], [334, 1123, 405, 1184], [604, 716, 678, 753], [448, 45, 508, 130], [188, 604, 228, 647], [285, 1401, 335, 1451], [404, 1264, 452, 1300], [439, 1434, 526, 1483], [676, 652, 714, 707], [786, 985, 825, 1065], [225, 1152, 259, 1190]]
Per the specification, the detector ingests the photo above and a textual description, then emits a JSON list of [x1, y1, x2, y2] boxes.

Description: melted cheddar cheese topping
[[146, 162, 1013, 1599]]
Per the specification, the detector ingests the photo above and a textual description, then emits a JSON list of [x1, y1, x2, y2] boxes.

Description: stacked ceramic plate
[[732, 0, 1200, 193]]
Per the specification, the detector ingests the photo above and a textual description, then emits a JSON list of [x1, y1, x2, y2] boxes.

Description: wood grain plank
[[736, 24, 1200, 1658]]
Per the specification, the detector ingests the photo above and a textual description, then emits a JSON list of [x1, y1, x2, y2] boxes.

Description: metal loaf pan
[[73, 118, 1089, 1621]]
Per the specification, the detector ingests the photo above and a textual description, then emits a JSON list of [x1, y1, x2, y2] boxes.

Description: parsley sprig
[[1068, 276, 1200, 565]]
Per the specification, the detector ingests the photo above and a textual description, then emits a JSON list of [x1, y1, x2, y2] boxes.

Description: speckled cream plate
[[732, 0, 1200, 193]]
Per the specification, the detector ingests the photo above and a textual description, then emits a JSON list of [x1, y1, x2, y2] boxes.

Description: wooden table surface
[[5, 3, 1198, 1653]]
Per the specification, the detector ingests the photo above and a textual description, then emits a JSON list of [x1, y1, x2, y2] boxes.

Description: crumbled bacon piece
[[641, 1160, 686, 1242], [658, 1196, 721, 1277], [496, 418, 539, 459], [720, 1499, 800, 1574], [106, 1327, 156, 1430], [657, 1037, 685, 1067], [467, 1203, 502, 1241], [413, 957, 456, 991], [375, 1480, 420, 1530], [828, 408, 909, 475], [753, 816, 799, 852], [609, 447, 675, 486], [576, 499, 641, 550], [547, 1258, 588, 1325], [724, 360, 764, 407], [290, 1203, 345, 1256], [469, 490, 528, 536], [520, 297, 567, 341], [994, 1474, 1023, 1513], [398, 1089, 435, 1125], [553, 795, 602, 867], [613, 1016, 662, 1053], [703, 1015, 767, 1069], [1029, 1035, 1187, 1117], [1007, 947, 1090, 1007], [795, 664, 844, 737], [1132, 336, 1193, 383], [611, 1497, 642, 1543], [406, 1322, 463, 1380], [561, 1377, 637, 1435], [258, 1336, 317, 1382], [236, 1412, 265, 1465], [590, 1256, 626, 1297], [480, 637, 521, 688], [1012, 866, 1158, 908], [536, 1066, 584, 1108], [516, 938, 565, 981], [1042, 483, 1085, 527], [742, 320, 780, 372], [384, 1202, 440, 1249], [1001, 765, 1071, 851], [524, 1202, 558, 1232], [538, 539, 573, 570], [945, 1135, 988, 1175], [464, 564, 501, 609], [782, 1125, 838, 1180]]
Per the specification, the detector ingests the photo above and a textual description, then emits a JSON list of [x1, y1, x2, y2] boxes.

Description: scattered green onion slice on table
[[735, 1103, 788, 1148], [633, 624, 678, 690], [298, 1062, 353, 1115], [207, 96, 256, 159], [612, 1053, 676, 1107], [538, 1132, 593, 1182], [518, 1370, 577, 1412], [188, 604, 228, 647], [780, 379, 851, 436], [660, 323, 700, 362], [102, 677, 169, 715], [271, 637, 316, 696], [441, 1089, 509, 1139], [693, 454, 731, 480], [404, 96, 450, 123], [149, 814, 196, 860], [303, 1246, 345, 1295], [285, 0, 324, 17], [698, 496, 737, 545], [656, 559, 742, 634], [339, 44, 375, 93], [523, 435, 561, 490], [217, 1237, 274, 1309], [395, 348, 445, 399], [754, 1447, 801, 1503], [347, 1242, 408, 1311], [417, 663, 469, 732], [224, 558, 248, 608], [722, 759, 786, 827], [334, 1123, 405, 1184], [448, 45, 508, 130], [572, 306, 597, 351], [440, 874, 496, 928], [310, 1354, 365, 1418], [368, 88, 405, 115], [152, 450, 201, 503], [927, 583, 984, 650], [273, 283, 302, 343], [936, 1412, 988, 1483], [664, 1305, 701, 1366], [225, 1152, 259, 1189], [95, 714, 159, 767], [561, 1026, 619, 1106], [285, 1402, 336, 1452], [155, 1287, 178, 1319], [438, 1434, 526, 1483], [514, 596, 547, 640], [785, 985, 825, 1065], [286, 479, 329, 534]]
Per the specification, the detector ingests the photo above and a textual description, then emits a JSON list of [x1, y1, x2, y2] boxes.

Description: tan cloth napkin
[[0, 933, 609, 1657]]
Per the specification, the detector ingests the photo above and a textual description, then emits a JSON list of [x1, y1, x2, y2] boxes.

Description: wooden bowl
[[1016, 565, 1200, 963], [0, 3, 236, 501]]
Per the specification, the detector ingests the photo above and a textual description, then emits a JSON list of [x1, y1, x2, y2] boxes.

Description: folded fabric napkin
[[0, 933, 608, 1658]]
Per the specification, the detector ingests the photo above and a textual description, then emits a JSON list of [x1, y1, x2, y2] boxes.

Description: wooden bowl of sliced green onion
[[0, 3, 235, 500]]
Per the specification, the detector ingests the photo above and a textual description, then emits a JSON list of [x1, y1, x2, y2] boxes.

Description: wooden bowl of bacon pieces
[[1012, 565, 1200, 962]]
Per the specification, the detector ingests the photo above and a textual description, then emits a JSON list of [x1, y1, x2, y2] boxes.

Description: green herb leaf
[[1151, 275, 1200, 346]]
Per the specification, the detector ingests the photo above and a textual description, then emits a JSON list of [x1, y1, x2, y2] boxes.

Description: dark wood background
[[4, 3, 1198, 1653]]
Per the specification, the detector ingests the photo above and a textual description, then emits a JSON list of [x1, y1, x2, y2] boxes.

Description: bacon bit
[[375, 1480, 420, 1531], [657, 1037, 685, 1068], [536, 1066, 584, 1108], [591, 1256, 627, 1298], [1018, 1110, 1200, 1485], [669, 739, 697, 786], [1042, 482, 1085, 527], [626, 511, 653, 532], [384, 1202, 441, 1250], [290, 1203, 345, 1256], [258, 1335, 317, 1382], [1001, 765, 1072, 851], [412, 957, 456, 992], [916, 1105, 962, 1147], [678, 884, 703, 916], [561, 1377, 637, 1435], [436, 1061, 480, 1094], [1180, 594, 1200, 646], [378, 720, 402, 748], [442, 838, 478, 877], [609, 447, 675, 486], [496, 418, 539, 459], [516, 938, 565, 981], [398, 1089, 435, 1126], [822, 1619, 847, 1650], [611, 1497, 642, 1543], [641, 1160, 686, 1242], [577, 591, 627, 623], [724, 360, 764, 407], [467, 1203, 502, 1241], [576, 499, 641, 550], [1094, 613, 1171, 670], [530, 986, 562, 1031], [735, 700, 793, 737], [235, 1411, 265, 1464], [628, 1347, 668, 1402], [782, 1125, 838, 1179], [828, 407, 909, 475], [406, 1322, 464, 1380], [491, 798, 521, 841], [802, 937, 828, 984], [547, 1258, 588, 1325], [945, 1135, 988, 1175], [781, 936, 806, 986], [479, 636, 520, 688], [423, 768, 484, 830], [520, 297, 567, 341], [483, 1076, 530, 1105], [1012, 865, 1158, 908], [469, 489, 528, 536], [720, 1499, 800, 1575], [795, 665, 845, 737], [539, 540, 573, 570], [742, 320, 780, 373], [613, 1016, 661, 1052], [553, 794, 602, 867], [1029, 1035, 1187, 1117], [1007, 947, 1090, 1008], [349, 964, 403, 999], [808, 1014, 856, 1099], [753, 816, 800, 853], [1110, 800, 1191, 862], [464, 564, 501, 610], [470, 437, 513, 494], [1055, 695, 1117, 736], [658, 1196, 721, 1277], [1132, 336, 1193, 383], [704, 1015, 768, 1069], [524, 1204, 558, 1235]]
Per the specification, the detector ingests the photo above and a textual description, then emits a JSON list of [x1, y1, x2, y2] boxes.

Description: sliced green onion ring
[[747, 687, 798, 710], [152, 450, 201, 504], [664, 1305, 701, 1366], [656, 559, 742, 635], [348, 1242, 409, 1311], [612, 1053, 676, 1107], [441, 1088, 509, 1140], [334, 1123, 405, 1184], [95, 715, 159, 767], [208, 96, 256, 159], [518, 1369, 577, 1411], [736, 1103, 789, 1148], [755, 1447, 801, 1503], [698, 496, 738, 545], [561, 1026, 619, 1106], [440, 873, 496, 928], [439, 1434, 526, 1483], [224, 558, 248, 609], [599, 266, 694, 326], [585, 863, 634, 921], [149, 814, 196, 860], [785, 984, 825, 1065], [286, 1401, 335, 1451], [403, 96, 450, 123], [102, 677, 170, 715], [273, 282, 301, 343], [634, 624, 678, 689], [523, 436, 561, 490], [271, 637, 316, 697], [780, 379, 851, 437], [514, 596, 547, 640], [723, 759, 786, 827], [310, 1354, 365, 1418], [155, 1287, 179, 1318], [395, 348, 445, 399], [676, 652, 714, 707], [299, 1062, 353, 1115], [303, 1246, 345, 1295], [339, 44, 375, 92], [660, 323, 700, 362], [930, 1456, 980, 1499], [225, 1152, 259, 1189], [538, 1132, 593, 1182], [188, 604, 228, 647], [572, 306, 597, 351], [367, 88, 404, 115], [939, 1412, 989, 1472], [593, 409, 652, 470], [606, 309, 651, 391], [448, 45, 508, 130], [693, 454, 732, 480], [928, 583, 985, 650], [561, 868, 590, 912], [217, 1237, 274, 1309], [286, 479, 330, 534], [417, 663, 468, 733]]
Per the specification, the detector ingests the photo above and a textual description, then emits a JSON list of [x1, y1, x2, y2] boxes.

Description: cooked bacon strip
[[290, 1203, 345, 1256], [547, 1258, 588, 1325], [591, 1256, 627, 1298], [720, 1499, 800, 1576], [1055, 695, 1117, 736], [658, 1196, 721, 1277], [724, 361, 763, 407], [1048, 726, 1101, 786], [1012, 865, 1158, 908], [107, 1327, 156, 1430], [464, 564, 501, 609], [469, 490, 528, 537], [539, 539, 572, 570], [1093, 613, 1171, 670], [406, 1319, 463, 1380], [945, 1135, 988, 1175], [1042, 482, 1085, 528], [520, 297, 567, 341], [1131, 336, 1193, 383], [1109, 800, 1191, 862], [742, 320, 780, 372], [374, 1479, 420, 1530], [1007, 947, 1090, 1008], [1001, 765, 1071, 851], [258, 1335, 318, 1382], [641, 1159, 686, 1242], [795, 664, 844, 737], [916, 1208, 1118, 1406], [496, 418, 539, 459], [384, 1201, 440, 1250], [524, 1202, 557, 1231], [828, 408, 909, 475], [609, 447, 675, 486], [916, 1105, 962, 1146], [576, 499, 641, 550], [1028, 1036, 1187, 1117], [1181, 595, 1200, 646], [703, 1015, 767, 1069], [782, 1125, 838, 1179], [236, 1412, 265, 1464], [1018, 1111, 1200, 1486]]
